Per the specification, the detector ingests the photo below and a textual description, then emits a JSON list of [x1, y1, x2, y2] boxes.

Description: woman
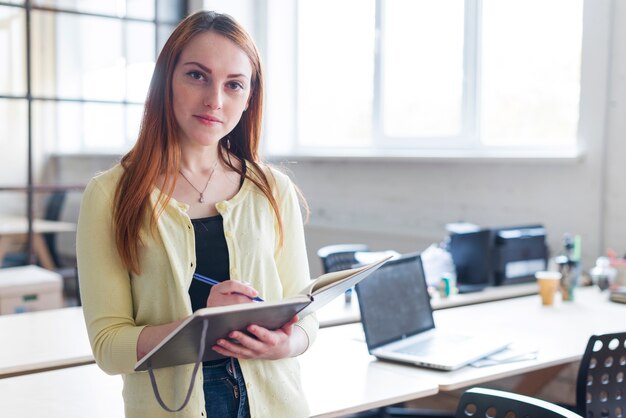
[[77, 11, 318, 418]]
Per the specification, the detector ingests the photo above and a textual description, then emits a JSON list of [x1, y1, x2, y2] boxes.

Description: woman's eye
[[227, 81, 244, 91], [187, 71, 205, 81]]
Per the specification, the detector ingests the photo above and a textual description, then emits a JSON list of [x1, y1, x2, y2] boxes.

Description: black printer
[[491, 224, 548, 286]]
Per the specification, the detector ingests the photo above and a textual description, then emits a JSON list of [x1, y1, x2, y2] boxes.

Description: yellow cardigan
[[77, 163, 318, 418]]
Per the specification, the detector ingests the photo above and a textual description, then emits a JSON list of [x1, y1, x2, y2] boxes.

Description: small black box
[[492, 225, 548, 286]]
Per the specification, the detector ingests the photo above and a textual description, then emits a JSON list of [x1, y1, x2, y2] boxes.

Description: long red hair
[[114, 11, 282, 274]]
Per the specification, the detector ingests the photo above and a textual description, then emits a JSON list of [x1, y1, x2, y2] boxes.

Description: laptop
[[355, 253, 510, 371]]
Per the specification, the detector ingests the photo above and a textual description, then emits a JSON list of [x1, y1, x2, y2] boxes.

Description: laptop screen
[[356, 253, 434, 350]]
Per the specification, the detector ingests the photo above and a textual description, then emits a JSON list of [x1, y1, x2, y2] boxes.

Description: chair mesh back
[[317, 244, 369, 273], [576, 332, 626, 418], [43, 191, 67, 267], [323, 252, 361, 273], [456, 387, 582, 418]]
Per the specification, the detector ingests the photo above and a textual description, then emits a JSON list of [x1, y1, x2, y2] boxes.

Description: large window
[[265, 0, 601, 158], [0, 0, 185, 271]]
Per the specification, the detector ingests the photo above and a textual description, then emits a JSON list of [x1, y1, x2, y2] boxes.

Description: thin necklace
[[178, 160, 219, 203]]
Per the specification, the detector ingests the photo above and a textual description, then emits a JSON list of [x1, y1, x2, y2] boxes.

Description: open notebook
[[356, 253, 510, 371], [135, 254, 392, 372]]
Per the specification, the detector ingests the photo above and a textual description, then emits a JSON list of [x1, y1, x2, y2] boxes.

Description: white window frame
[[262, 0, 613, 161]]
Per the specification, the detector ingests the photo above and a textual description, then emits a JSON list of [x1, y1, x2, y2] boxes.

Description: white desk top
[[0, 215, 76, 235], [317, 282, 539, 327], [301, 325, 438, 417], [324, 286, 625, 392], [0, 281, 544, 378], [0, 327, 438, 418], [0, 364, 124, 418], [0, 306, 92, 377], [429, 286, 626, 391]]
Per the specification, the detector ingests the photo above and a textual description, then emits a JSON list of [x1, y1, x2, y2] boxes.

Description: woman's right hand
[[206, 280, 260, 307]]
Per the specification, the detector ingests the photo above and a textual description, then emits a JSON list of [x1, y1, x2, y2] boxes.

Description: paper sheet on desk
[[470, 344, 538, 367]]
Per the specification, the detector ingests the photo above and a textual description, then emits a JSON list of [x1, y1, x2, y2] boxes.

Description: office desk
[[322, 286, 625, 394], [0, 306, 92, 378], [0, 330, 439, 418], [428, 286, 626, 392], [0, 216, 76, 269], [300, 325, 438, 417], [0, 282, 540, 378], [0, 287, 620, 417], [317, 281, 539, 327], [0, 364, 123, 418]]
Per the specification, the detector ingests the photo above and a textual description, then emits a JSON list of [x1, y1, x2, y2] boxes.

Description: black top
[[188, 163, 246, 312], [188, 215, 230, 312]]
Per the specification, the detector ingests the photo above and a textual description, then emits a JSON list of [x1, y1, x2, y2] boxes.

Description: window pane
[[156, 0, 185, 23], [0, 99, 28, 187], [31, 11, 155, 102], [32, 0, 155, 20], [0, 6, 26, 96], [297, 0, 375, 147], [382, 0, 464, 138], [157, 24, 176, 57], [126, 21, 156, 102], [33, 101, 139, 153], [481, 0, 583, 146]]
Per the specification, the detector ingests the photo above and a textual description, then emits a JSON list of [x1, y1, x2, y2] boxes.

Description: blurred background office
[[0, 0, 624, 293]]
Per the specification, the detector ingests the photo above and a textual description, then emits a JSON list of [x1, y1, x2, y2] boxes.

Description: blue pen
[[193, 273, 264, 302]]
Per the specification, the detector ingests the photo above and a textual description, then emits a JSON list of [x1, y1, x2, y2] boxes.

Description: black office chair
[[45, 191, 80, 305], [456, 387, 583, 418], [41, 190, 67, 267], [576, 332, 626, 418], [317, 244, 370, 273]]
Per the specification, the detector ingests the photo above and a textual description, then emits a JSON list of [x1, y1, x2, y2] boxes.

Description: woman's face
[[172, 31, 253, 148]]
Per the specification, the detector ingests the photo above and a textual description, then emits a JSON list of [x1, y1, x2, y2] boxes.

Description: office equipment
[[135, 255, 391, 371], [355, 253, 510, 371], [575, 332, 626, 417], [455, 387, 583, 418], [448, 229, 493, 293], [0, 265, 63, 314], [492, 224, 548, 286]]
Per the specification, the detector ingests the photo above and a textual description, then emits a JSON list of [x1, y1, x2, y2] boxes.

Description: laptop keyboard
[[393, 334, 471, 356]]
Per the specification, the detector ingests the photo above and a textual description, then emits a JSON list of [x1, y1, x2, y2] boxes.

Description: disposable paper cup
[[535, 271, 562, 306]]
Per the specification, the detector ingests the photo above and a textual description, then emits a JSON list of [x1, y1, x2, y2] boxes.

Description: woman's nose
[[203, 86, 223, 110]]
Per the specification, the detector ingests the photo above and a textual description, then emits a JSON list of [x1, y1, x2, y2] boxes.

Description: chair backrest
[[456, 387, 583, 418], [317, 244, 369, 274], [576, 332, 626, 418], [43, 191, 67, 267]]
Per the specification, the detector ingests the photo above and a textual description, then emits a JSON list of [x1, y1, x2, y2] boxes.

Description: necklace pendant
[[199, 194, 205, 203]]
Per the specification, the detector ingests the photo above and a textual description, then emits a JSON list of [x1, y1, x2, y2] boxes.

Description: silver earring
[[226, 138, 231, 149]]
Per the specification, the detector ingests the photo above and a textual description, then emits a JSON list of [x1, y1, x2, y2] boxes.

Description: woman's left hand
[[211, 315, 304, 360]]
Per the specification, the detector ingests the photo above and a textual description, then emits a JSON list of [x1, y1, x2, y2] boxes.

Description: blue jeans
[[202, 359, 250, 418]]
